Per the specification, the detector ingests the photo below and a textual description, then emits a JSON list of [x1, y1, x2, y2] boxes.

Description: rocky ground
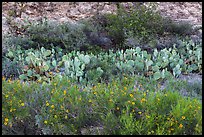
[[2, 2, 202, 34]]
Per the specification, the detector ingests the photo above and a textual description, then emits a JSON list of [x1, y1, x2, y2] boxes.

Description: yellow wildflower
[[116, 107, 120, 110], [78, 97, 82, 101], [5, 94, 9, 98], [88, 99, 92, 103], [65, 115, 68, 119], [5, 118, 9, 122], [132, 102, 135, 105], [181, 116, 185, 120], [124, 87, 127, 90], [143, 92, 146, 96], [46, 102, 49, 106], [141, 98, 146, 103], [138, 111, 142, 115], [51, 105, 55, 109], [54, 115, 57, 118], [21, 103, 25, 106], [129, 93, 134, 98], [66, 109, 69, 113], [4, 122, 8, 126], [93, 92, 97, 95], [63, 90, 66, 95], [44, 120, 48, 124], [132, 109, 135, 112], [179, 124, 183, 128]]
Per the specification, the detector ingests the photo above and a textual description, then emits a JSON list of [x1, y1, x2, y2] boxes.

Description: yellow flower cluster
[[4, 118, 9, 125], [10, 108, 16, 112], [129, 93, 134, 98], [141, 98, 146, 103], [46, 101, 49, 106]]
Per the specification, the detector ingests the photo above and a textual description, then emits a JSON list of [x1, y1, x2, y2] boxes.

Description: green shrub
[[2, 75, 202, 135], [6, 18, 89, 52], [90, 3, 195, 51], [2, 46, 25, 79], [100, 3, 164, 48], [2, 57, 23, 79], [162, 18, 194, 36]]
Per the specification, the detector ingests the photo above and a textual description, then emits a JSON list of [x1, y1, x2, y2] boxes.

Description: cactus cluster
[[60, 39, 202, 83], [19, 47, 59, 83]]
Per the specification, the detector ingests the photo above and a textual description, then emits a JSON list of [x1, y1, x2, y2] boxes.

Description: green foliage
[[2, 46, 25, 79], [2, 75, 202, 135]]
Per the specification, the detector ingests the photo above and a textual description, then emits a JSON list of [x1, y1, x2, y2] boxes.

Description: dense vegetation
[[2, 2, 202, 135]]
